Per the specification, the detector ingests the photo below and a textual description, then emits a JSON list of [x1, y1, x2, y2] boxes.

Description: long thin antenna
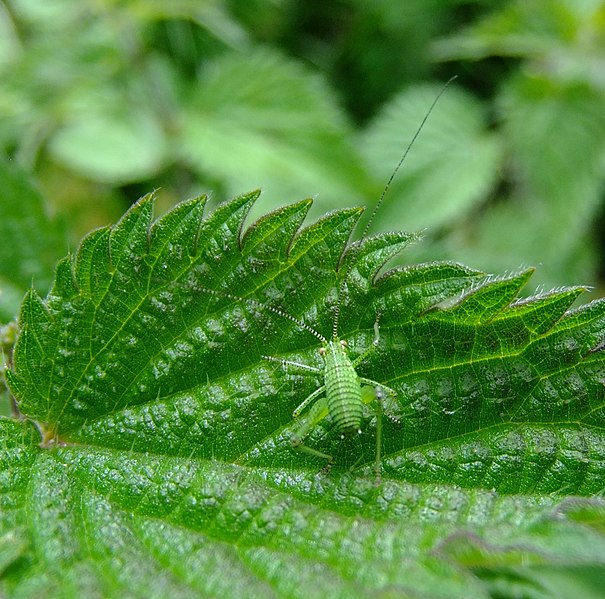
[[200, 286, 327, 344], [332, 76, 457, 339], [360, 75, 458, 240]]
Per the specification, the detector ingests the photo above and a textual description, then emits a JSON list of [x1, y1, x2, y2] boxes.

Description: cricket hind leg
[[290, 395, 334, 473], [359, 385, 384, 485], [262, 356, 333, 471], [359, 380, 398, 486]]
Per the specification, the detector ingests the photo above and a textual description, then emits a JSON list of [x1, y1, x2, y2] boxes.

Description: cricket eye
[[340, 340, 347, 349], [319, 347, 326, 356]]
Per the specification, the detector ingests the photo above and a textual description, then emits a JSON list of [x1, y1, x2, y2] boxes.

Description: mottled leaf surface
[[3, 193, 605, 598]]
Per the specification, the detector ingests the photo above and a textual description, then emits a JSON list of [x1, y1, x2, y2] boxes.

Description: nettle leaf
[[3, 192, 605, 598], [0, 158, 66, 320], [180, 48, 370, 220]]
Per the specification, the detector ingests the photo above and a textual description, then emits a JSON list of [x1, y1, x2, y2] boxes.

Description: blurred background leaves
[[1, 0, 605, 304]]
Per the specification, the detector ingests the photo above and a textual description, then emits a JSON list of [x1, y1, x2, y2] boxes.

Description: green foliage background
[[2, 2, 605, 597], [2, 0, 605, 308]]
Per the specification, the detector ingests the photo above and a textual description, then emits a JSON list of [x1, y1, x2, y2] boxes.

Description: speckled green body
[[323, 340, 363, 436]]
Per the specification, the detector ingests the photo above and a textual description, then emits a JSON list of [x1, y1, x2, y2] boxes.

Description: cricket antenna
[[333, 76, 457, 339], [360, 75, 458, 240]]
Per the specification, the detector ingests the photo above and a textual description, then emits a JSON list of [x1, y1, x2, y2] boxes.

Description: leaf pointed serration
[[9, 191, 255, 430], [4, 191, 605, 598], [6, 192, 605, 496]]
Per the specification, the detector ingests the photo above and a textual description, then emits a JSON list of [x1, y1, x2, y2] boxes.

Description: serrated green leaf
[[180, 48, 371, 219], [499, 76, 605, 249], [455, 75, 605, 289], [3, 193, 605, 597], [434, 269, 536, 322], [48, 101, 168, 185], [432, 1, 603, 66], [360, 82, 502, 233], [0, 158, 65, 320]]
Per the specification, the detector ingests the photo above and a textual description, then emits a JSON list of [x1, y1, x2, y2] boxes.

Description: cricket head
[[319, 339, 348, 360]]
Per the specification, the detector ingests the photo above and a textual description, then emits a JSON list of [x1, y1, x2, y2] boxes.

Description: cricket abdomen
[[323, 341, 363, 436]]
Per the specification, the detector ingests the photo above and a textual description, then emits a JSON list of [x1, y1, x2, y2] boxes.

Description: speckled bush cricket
[[205, 77, 455, 483], [261, 298, 397, 484], [266, 78, 456, 483]]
